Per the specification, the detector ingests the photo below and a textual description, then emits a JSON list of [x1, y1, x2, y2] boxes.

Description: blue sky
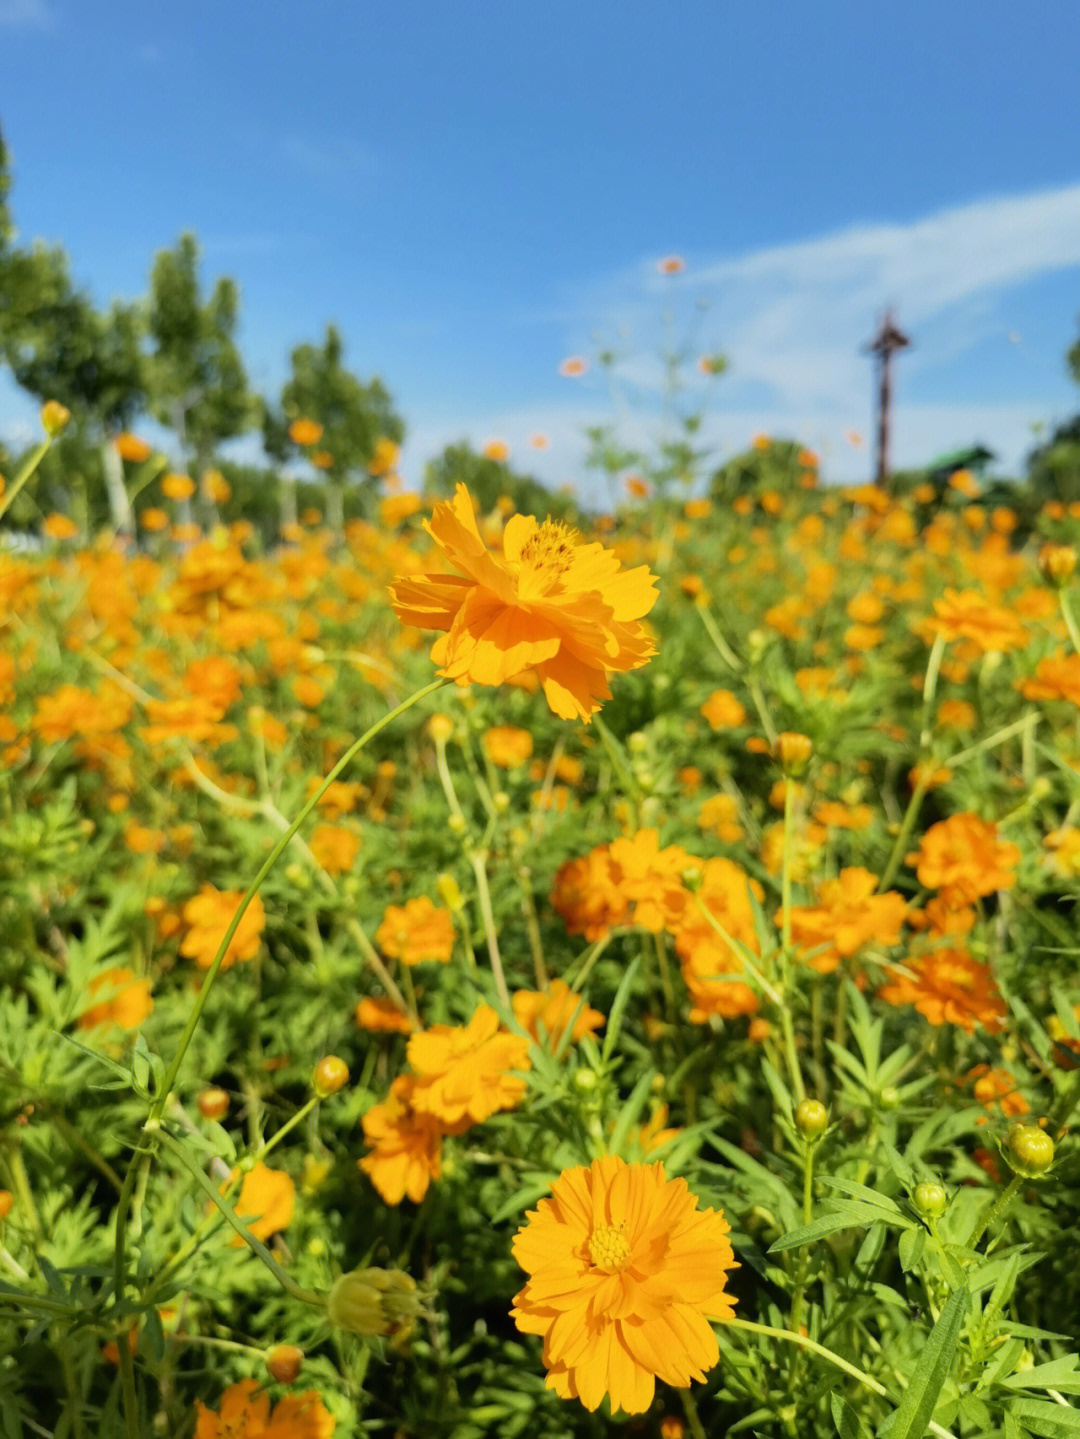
[[2, 0, 1080, 495]]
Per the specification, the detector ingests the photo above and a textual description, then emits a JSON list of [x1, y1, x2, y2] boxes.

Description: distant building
[[925, 445, 995, 486]]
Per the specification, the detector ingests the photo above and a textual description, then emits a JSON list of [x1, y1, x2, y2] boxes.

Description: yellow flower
[[511, 1156, 737, 1414], [389, 485, 658, 721], [229, 1162, 295, 1245], [407, 1004, 530, 1124]]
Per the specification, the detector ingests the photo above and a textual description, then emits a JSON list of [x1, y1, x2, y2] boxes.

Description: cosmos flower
[[511, 1155, 737, 1414], [389, 485, 658, 721]]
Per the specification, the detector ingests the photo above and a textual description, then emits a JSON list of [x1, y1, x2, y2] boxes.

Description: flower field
[[4, 428, 1080, 1439]]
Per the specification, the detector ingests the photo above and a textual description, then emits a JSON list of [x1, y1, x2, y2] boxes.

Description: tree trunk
[[101, 437, 133, 537], [325, 481, 344, 537]]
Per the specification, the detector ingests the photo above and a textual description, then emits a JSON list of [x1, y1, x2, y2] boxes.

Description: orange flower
[[407, 1004, 530, 1124], [916, 589, 1028, 655], [367, 436, 400, 476], [180, 885, 265, 970], [309, 823, 361, 876], [77, 967, 153, 1032], [637, 1102, 681, 1154], [195, 1378, 335, 1438], [656, 255, 686, 274], [162, 472, 196, 501], [551, 848, 629, 941], [697, 793, 743, 843], [559, 356, 589, 377], [1018, 652, 1080, 706], [360, 1074, 461, 1205], [966, 1064, 1029, 1122], [114, 433, 152, 463], [482, 439, 510, 462], [483, 724, 534, 768], [512, 979, 604, 1048], [700, 689, 746, 729], [140, 507, 169, 531], [376, 896, 455, 966], [389, 485, 658, 721], [229, 1162, 295, 1245], [356, 996, 414, 1034], [288, 418, 324, 447], [878, 949, 1007, 1033], [785, 869, 907, 974], [41, 513, 79, 540], [907, 813, 1021, 906], [511, 1156, 737, 1414], [672, 857, 763, 1022]]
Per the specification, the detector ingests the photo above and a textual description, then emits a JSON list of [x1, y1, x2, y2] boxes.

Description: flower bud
[[573, 1067, 599, 1093], [913, 1181, 948, 1219], [773, 731, 814, 777], [1039, 542, 1077, 588], [327, 1267, 421, 1338], [301, 1154, 333, 1193], [447, 813, 467, 835], [313, 1056, 349, 1097], [794, 1099, 828, 1137], [680, 865, 703, 893], [41, 401, 72, 437], [265, 1343, 304, 1384], [493, 790, 511, 813], [197, 1087, 230, 1121], [1006, 1124, 1054, 1177], [428, 714, 454, 742], [436, 872, 464, 912]]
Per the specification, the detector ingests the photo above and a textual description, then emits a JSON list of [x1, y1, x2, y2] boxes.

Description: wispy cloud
[[0, 0, 54, 27], [279, 133, 378, 183]]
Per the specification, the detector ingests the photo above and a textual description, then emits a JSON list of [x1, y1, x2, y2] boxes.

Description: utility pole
[[865, 310, 910, 488]]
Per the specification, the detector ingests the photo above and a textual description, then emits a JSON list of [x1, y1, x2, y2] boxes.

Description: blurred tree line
[[0, 130, 556, 544]]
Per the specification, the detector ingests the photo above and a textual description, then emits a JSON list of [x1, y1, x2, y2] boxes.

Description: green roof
[[926, 445, 995, 472]]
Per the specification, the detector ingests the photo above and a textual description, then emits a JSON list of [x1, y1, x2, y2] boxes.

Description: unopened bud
[[41, 401, 71, 437], [681, 865, 703, 893], [435, 872, 464, 912], [428, 714, 454, 743], [447, 813, 467, 835], [327, 1267, 421, 1337], [913, 1181, 948, 1219], [313, 1056, 349, 1097], [1039, 543, 1077, 588], [794, 1099, 828, 1137], [773, 732, 814, 777], [197, 1087, 230, 1121], [265, 1343, 304, 1383], [1006, 1124, 1055, 1177]]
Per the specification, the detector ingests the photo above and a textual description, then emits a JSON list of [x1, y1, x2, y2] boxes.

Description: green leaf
[[831, 1393, 872, 1438], [899, 1227, 926, 1272], [601, 956, 640, 1063], [879, 1281, 969, 1439], [489, 1175, 558, 1225], [818, 1176, 908, 1218], [768, 1203, 888, 1252], [1001, 1357, 1080, 1395], [1005, 1398, 1080, 1438], [609, 1068, 657, 1153]]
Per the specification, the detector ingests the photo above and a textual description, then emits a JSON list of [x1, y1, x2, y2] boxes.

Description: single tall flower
[[389, 485, 658, 721], [511, 1155, 737, 1414]]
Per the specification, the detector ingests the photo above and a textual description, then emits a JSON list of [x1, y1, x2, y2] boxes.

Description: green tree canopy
[[280, 323, 404, 531], [146, 232, 254, 474], [424, 442, 578, 523]]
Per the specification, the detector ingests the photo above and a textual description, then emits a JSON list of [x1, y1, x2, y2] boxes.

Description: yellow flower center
[[587, 1223, 631, 1273], [516, 520, 579, 592]]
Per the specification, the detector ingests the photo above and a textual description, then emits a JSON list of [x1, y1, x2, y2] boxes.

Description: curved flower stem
[[470, 848, 510, 1008], [1060, 588, 1080, 657], [696, 600, 743, 671], [876, 774, 930, 894], [112, 676, 447, 1438], [0, 439, 49, 522], [722, 1318, 958, 1439]]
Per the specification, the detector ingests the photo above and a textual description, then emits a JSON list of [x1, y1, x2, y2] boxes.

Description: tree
[[146, 233, 254, 500], [0, 133, 147, 532], [425, 442, 578, 523], [280, 324, 404, 534]]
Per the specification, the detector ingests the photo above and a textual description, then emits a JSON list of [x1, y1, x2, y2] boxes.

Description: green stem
[[1060, 588, 1080, 657], [966, 1172, 1022, 1251], [470, 848, 509, 1007], [723, 1318, 958, 1439], [112, 677, 446, 1435], [696, 601, 743, 671], [0, 439, 50, 522]]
